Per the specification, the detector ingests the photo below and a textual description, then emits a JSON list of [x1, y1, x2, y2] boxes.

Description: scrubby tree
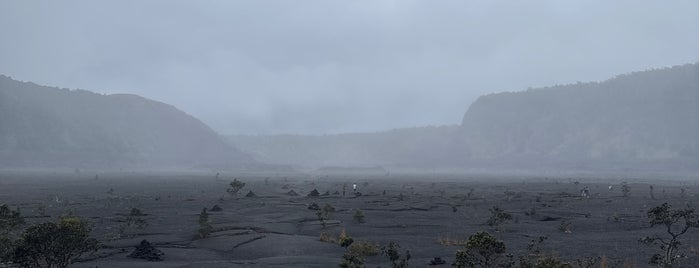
[[198, 208, 213, 238], [316, 204, 335, 228], [381, 241, 410, 268], [336, 230, 365, 268], [453, 231, 511, 268], [227, 178, 246, 197], [518, 236, 573, 268], [0, 204, 24, 263], [118, 208, 147, 238], [639, 203, 698, 267], [339, 240, 380, 268], [487, 206, 512, 231], [13, 217, 99, 268], [338, 229, 354, 248], [353, 209, 365, 224], [1, 205, 24, 231], [339, 252, 365, 268]]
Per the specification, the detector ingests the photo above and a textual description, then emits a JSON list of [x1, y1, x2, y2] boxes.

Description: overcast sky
[[1, 1, 697, 135]]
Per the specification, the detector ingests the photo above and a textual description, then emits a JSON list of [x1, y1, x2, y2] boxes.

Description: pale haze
[[0, 1, 697, 135]]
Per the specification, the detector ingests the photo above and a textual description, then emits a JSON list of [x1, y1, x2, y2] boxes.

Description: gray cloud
[[1, 0, 697, 134]]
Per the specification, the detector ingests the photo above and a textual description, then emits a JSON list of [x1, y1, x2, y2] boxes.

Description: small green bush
[[227, 178, 246, 197], [13, 217, 99, 268], [198, 208, 213, 238], [381, 241, 410, 268], [487, 206, 512, 231], [338, 229, 354, 248], [0, 204, 24, 263], [353, 209, 365, 224], [453, 231, 509, 268]]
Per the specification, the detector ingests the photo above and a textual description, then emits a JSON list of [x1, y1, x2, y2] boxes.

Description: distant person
[[580, 186, 590, 198], [353, 183, 357, 193], [342, 184, 347, 196]]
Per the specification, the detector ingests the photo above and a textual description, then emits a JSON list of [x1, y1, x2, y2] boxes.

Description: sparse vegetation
[[337, 229, 379, 268], [381, 241, 410, 268], [353, 209, 365, 223], [319, 232, 336, 243], [35, 204, 46, 217], [316, 204, 335, 228], [338, 229, 354, 248], [0, 204, 24, 263], [453, 231, 510, 268], [339, 240, 380, 268], [574, 257, 600, 268], [12, 217, 99, 268], [118, 207, 148, 238], [487, 206, 512, 231], [227, 178, 246, 197], [519, 236, 575, 268], [339, 251, 364, 268], [438, 236, 467, 246], [518, 236, 547, 267], [559, 220, 572, 233], [197, 208, 213, 238], [522, 256, 572, 268], [5, 173, 699, 267], [348, 241, 379, 256], [639, 203, 698, 267]]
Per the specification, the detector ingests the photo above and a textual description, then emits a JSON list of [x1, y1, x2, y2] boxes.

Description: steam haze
[[1, 1, 697, 134]]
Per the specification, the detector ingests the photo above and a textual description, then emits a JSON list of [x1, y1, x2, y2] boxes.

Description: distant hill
[[227, 125, 460, 168], [229, 63, 699, 173], [456, 63, 699, 171], [0, 75, 253, 170]]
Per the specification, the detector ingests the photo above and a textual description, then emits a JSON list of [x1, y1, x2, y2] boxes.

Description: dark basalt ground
[[1, 171, 698, 267]]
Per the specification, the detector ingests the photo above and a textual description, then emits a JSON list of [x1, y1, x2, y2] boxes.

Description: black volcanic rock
[[307, 189, 320, 197], [245, 190, 257, 198], [128, 240, 164, 261]]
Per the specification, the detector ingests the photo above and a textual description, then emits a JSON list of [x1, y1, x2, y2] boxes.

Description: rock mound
[[307, 189, 320, 197], [128, 239, 164, 261]]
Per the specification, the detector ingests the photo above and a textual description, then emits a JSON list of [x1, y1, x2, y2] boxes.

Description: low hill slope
[[457, 63, 699, 171], [0, 75, 253, 169]]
